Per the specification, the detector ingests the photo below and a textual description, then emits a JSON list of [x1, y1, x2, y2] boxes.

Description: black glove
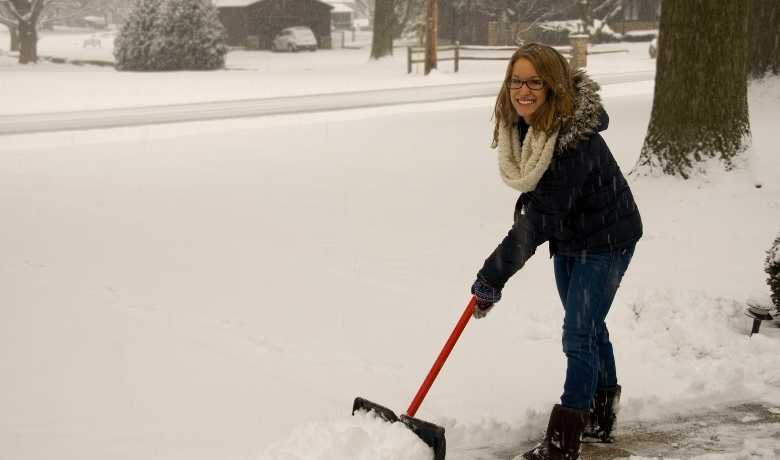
[[471, 277, 502, 319]]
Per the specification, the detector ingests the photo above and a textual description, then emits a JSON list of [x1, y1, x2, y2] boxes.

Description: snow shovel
[[352, 296, 477, 460]]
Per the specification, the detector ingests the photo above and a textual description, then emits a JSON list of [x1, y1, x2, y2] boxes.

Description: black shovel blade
[[352, 397, 446, 459], [352, 397, 399, 423], [400, 414, 446, 460]]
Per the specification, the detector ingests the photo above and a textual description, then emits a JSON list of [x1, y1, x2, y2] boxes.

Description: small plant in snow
[[766, 232, 780, 310]]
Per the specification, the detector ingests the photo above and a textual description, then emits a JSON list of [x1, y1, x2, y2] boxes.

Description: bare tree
[[0, 0, 97, 63], [95, 0, 132, 25], [394, 0, 424, 38], [0, 0, 45, 63], [0, 2, 20, 51], [514, 0, 573, 36], [575, 0, 622, 36], [747, 0, 780, 79], [370, 0, 423, 59], [370, 0, 395, 58], [590, 0, 622, 35], [634, 0, 750, 179]]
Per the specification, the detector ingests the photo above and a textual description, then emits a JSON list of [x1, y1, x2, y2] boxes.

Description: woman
[[470, 43, 642, 459]]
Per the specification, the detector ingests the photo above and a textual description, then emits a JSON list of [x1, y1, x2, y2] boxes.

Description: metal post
[[454, 41, 459, 73], [750, 318, 762, 336], [424, 0, 438, 75], [407, 46, 412, 74]]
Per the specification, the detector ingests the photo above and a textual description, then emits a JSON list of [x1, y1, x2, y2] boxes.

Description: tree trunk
[[747, 0, 780, 79], [9, 26, 20, 51], [424, 0, 437, 74], [634, 0, 750, 179], [577, 0, 594, 33], [370, 0, 395, 59], [18, 20, 38, 64]]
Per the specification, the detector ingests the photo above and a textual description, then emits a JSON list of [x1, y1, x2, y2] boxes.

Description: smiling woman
[[470, 42, 643, 460]]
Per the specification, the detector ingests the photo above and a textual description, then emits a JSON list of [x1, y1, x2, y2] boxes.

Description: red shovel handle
[[405, 296, 477, 418]]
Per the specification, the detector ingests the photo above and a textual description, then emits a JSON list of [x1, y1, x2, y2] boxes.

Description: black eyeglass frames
[[507, 78, 545, 90]]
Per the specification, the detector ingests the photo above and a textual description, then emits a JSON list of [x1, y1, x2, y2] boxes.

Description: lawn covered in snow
[[0, 28, 654, 115], [1, 25, 779, 460]]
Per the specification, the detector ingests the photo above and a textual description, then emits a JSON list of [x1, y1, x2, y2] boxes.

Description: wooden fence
[[407, 42, 627, 73]]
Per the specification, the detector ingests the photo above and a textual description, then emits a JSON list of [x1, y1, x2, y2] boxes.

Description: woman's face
[[508, 58, 547, 123]]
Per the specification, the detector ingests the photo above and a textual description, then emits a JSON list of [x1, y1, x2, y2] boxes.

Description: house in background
[[214, 0, 333, 49], [323, 0, 354, 30], [438, 0, 659, 46]]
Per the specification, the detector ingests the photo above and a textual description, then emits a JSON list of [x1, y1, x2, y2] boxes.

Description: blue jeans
[[553, 245, 635, 410]]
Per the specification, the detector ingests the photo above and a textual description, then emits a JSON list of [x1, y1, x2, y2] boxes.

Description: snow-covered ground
[[1, 26, 779, 460], [0, 28, 654, 115]]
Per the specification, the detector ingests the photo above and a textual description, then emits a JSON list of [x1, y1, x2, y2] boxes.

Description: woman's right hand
[[471, 278, 502, 319]]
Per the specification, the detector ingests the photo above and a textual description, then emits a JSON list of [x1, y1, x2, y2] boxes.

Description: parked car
[[649, 38, 658, 59], [272, 26, 318, 52]]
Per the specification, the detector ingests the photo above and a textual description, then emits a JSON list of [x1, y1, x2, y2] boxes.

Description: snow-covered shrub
[[156, 0, 228, 71], [525, 20, 622, 46], [114, 0, 165, 71], [766, 233, 780, 308], [114, 0, 227, 71], [526, 24, 570, 46]]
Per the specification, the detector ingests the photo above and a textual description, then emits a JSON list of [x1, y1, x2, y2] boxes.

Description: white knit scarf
[[497, 122, 559, 193]]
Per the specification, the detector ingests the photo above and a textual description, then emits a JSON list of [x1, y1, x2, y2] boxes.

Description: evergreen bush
[[114, 0, 165, 71], [766, 233, 780, 309], [156, 0, 228, 71], [115, 0, 227, 71]]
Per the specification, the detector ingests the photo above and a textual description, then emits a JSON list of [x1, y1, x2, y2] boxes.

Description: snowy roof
[[330, 3, 353, 13], [320, 0, 353, 9], [213, 0, 262, 7], [213, 0, 332, 7]]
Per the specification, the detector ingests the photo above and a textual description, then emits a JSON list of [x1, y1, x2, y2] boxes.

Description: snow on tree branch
[[592, 0, 617, 15], [515, 0, 578, 35], [0, 1, 16, 25], [592, 2, 622, 35], [1, 0, 24, 21]]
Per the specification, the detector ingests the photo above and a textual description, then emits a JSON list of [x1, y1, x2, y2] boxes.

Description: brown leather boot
[[584, 385, 621, 443], [521, 404, 589, 460]]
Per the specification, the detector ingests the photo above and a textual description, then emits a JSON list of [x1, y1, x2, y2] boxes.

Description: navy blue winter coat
[[477, 73, 643, 290]]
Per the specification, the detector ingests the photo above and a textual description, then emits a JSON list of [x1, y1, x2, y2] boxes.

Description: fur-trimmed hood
[[555, 69, 608, 153]]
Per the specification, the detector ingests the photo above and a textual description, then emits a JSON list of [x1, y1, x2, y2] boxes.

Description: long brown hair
[[491, 43, 575, 148]]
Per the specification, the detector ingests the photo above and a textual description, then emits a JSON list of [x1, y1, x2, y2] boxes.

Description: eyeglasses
[[507, 78, 545, 91]]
